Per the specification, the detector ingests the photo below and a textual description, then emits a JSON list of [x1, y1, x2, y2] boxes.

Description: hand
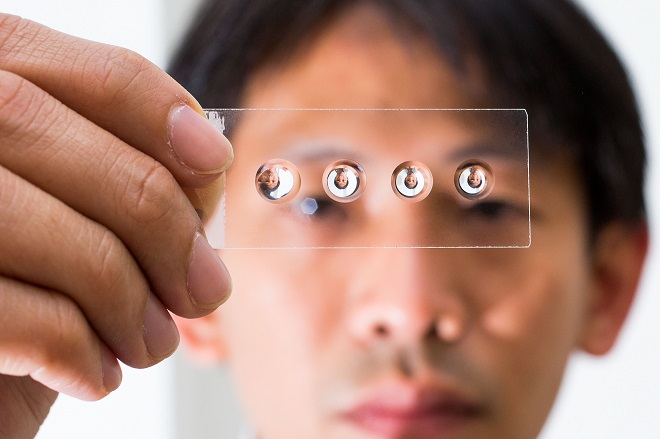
[[0, 14, 233, 438]]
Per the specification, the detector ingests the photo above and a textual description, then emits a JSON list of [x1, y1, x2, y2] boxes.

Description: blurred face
[[335, 170, 349, 189], [212, 4, 594, 439], [258, 169, 279, 190], [405, 171, 418, 189], [467, 170, 482, 189]]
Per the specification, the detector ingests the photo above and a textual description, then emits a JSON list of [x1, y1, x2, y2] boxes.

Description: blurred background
[[0, 0, 657, 437]]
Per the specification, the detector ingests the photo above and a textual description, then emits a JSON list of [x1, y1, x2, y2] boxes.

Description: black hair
[[169, 0, 646, 235]]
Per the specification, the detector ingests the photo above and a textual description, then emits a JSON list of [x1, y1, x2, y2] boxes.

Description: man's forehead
[[236, 109, 527, 163]]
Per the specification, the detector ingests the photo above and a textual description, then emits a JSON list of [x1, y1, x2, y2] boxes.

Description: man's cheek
[[477, 272, 586, 401], [479, 273, 566, 341]]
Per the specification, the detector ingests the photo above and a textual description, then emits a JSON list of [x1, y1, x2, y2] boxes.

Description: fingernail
[[100, 344, 122, 393], [143, 294, 180, 360], [188, 232, 232, 309], [168, 105, 234, 174]]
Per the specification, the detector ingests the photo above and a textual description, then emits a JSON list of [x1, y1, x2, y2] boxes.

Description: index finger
[[0, 13, 232, 189]]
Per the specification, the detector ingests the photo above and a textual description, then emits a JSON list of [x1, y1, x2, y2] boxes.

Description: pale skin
[[178, 4, 648, 439], [0, 14, 233, 438]]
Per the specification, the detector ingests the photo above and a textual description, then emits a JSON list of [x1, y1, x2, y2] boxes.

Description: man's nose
[[345, 246, 470, 347]]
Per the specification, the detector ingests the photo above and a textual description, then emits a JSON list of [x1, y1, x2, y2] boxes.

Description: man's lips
[[340, 383, 483, 438]]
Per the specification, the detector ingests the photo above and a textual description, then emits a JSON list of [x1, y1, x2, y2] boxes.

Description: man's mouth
[[340, 381, 484, 439]]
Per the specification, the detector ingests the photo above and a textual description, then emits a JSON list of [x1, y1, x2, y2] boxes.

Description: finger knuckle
[[0, 16, 71, 83], [0, 14, 37, 60], [46, 295, 85, 351], [33, 294, 105, 393], [24, 291, 88, 369], [122, 158, 180, 226], [0, 166, 45, 233], [0, 71, 32, 131], [82, 45, 157, 106], [86, 229, 150, 361], [88, 229, 133, 303], [0, 70, 62, 146], [0, 13, 22, 44], [83, 228, 145, 334], [0, 167, 20, 228]]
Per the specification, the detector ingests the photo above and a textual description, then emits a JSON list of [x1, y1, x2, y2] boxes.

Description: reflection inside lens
[[455, 161, 494, 200], [392, 161, 433, 202], [255, 159, 301, 203], [323, 159, 366, 203]]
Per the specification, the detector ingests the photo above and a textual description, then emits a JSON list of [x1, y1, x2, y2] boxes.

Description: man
[[466, 169, 482, 190], [0, 1, 649, 439], [334, 169, 350, 190], [404, 169, 418, 190], [168, 1, 648, 438], [258, 169, 280, 191]]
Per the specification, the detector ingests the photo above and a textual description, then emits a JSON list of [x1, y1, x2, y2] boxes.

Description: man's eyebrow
[[284, 144, 367, 163], [272, 139, 526, 163]]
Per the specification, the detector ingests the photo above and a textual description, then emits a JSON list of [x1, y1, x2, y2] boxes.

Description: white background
[[0, 1, 658, 438]]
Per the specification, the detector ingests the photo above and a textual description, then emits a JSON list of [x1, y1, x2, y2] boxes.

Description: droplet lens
[[454, 161, 494, 199], [392, 161, 433, 202], [255, 159, 301, 203], [323, 159, 366, 203]]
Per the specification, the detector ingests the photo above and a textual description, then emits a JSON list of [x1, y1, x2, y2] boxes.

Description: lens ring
[[391, 161, 433, 202], [323, 159, 366, 203], [454, 160, 494, 200], [255, 159, 301, 204]]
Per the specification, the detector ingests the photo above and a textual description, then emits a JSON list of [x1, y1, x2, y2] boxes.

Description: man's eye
[[464, 200, 522, 221]]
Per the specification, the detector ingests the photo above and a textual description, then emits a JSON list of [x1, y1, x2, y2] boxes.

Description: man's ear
[[579, 221, 649, 355], [174, 312, 228, 365]]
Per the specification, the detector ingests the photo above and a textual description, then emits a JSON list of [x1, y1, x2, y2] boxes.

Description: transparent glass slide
[[203, 109, 529, 249]]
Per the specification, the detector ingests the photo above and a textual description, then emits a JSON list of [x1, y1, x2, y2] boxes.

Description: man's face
[[267, 170, 279, 188], [258, 169, 279, 190], [405, 171, 418, 189], [205, 5, 601, 439], [335, 170, 349, 189], [467, 170, 482, 189]]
